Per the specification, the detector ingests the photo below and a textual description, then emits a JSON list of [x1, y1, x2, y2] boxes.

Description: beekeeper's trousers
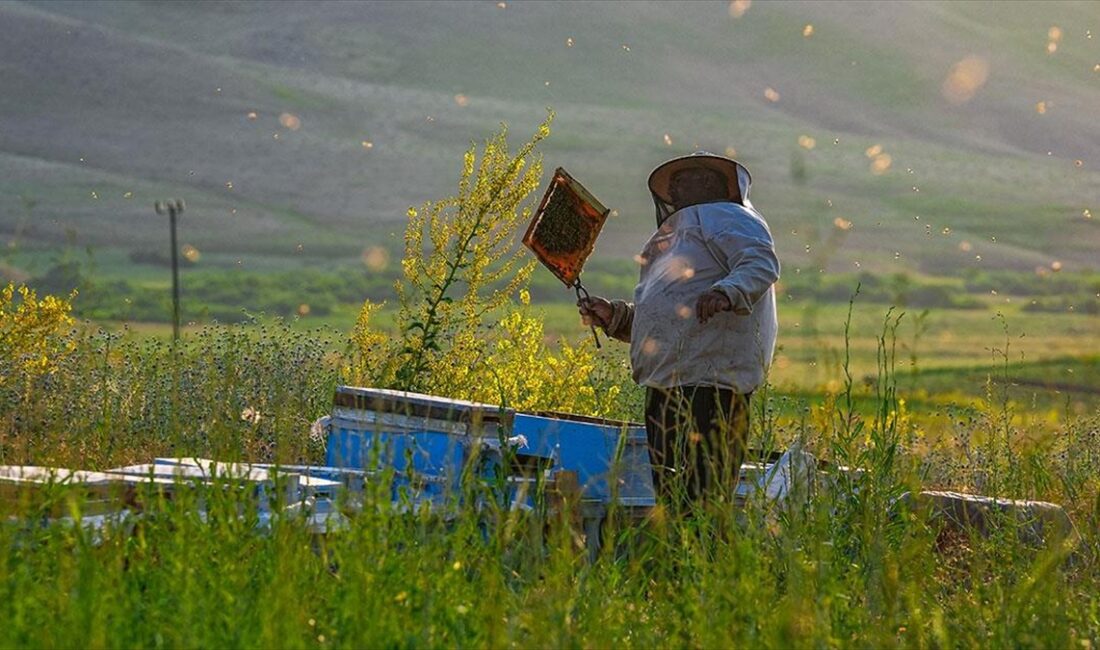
[[644, 385, 750, 511]]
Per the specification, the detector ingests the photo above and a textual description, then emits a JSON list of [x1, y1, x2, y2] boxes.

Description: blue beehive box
[[325, 386, 515, 503], [324, 387, 657, 514], [511, 412, 655, 510]]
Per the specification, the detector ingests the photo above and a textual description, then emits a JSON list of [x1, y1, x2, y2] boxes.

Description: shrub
[[347, 112, 623, 417], [0, 283, 76, 394]]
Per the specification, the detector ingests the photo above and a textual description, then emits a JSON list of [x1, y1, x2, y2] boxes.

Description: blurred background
[[0, 0, 1096, 396]]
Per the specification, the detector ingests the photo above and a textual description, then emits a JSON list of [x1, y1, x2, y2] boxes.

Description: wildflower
[[241, 407, 262, 425]]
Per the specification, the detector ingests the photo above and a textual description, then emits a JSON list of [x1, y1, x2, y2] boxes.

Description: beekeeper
[[578, 151, 779, 509]]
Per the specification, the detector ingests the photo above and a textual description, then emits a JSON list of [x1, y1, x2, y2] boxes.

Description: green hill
[[1, 0, 1098, 285]]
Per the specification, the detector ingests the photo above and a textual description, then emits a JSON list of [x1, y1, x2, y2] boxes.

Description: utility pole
[[154, 199, 185, 341]]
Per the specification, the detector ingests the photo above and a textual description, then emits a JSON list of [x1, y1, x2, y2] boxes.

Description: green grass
[[1, 308, 1098, 647]]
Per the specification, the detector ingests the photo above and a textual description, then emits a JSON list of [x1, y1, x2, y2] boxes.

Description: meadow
[[1, 120, 1098, 648]]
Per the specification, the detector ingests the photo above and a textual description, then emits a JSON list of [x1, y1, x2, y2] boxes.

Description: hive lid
[[333, 386, 513, 427]]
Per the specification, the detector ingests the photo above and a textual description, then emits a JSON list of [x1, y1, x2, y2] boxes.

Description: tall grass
[[1, 317, 339, 469], [0, 120, 1097, 648]]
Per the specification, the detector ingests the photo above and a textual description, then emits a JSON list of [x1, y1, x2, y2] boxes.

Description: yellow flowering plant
[[348, 113, 630, 419], [0, 283, 76, 391]]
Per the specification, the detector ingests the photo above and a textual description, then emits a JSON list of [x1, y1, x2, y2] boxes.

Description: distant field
[[536, 298, 1097, 396], [84, 290, 1099, 418], [25, 230, 1091, 413]]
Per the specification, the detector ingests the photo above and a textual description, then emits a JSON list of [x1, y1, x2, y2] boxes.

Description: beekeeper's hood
[[647, 151, 753, 226]]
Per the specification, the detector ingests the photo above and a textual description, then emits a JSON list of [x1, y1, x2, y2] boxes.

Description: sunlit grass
[[0, 306, 1097, 647]]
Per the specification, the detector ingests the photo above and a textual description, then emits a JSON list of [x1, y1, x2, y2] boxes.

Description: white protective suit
[[604, 165, 779, 393]]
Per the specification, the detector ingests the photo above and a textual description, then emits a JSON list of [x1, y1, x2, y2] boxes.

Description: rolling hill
[[1, 0, 1098, 287]]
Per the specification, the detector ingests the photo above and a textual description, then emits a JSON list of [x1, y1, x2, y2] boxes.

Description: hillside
[[1, 0, 1098, 284]]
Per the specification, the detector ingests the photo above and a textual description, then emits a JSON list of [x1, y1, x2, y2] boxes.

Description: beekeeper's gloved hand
[[696, 288, 733, 324], [577, 296, 613, 330]]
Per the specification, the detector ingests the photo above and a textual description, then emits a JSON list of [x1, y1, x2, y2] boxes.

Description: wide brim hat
[[647, 151, 751, 206]]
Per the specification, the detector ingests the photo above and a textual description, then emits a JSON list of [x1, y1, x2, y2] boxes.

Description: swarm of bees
[[532, 187, 591, 254]]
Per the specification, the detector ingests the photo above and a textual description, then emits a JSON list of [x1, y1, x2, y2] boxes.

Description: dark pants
[[644, 386, 751, 509]]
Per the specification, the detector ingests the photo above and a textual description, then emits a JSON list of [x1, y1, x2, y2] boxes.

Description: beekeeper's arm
[[705, 213, 780, 317]]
